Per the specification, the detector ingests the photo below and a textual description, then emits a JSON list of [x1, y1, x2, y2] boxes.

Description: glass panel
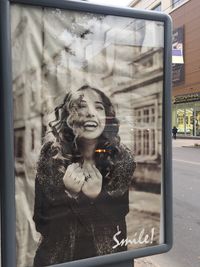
[[10, 4, 165, 266]]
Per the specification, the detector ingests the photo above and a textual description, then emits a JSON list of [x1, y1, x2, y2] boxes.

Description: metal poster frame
[[0, 0, 172, 266]]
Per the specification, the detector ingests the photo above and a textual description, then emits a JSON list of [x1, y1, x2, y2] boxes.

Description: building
[[130, 0, 200, 138]]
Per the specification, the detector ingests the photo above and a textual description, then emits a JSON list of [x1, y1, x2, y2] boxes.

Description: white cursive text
[[112, 226, 155, 249]]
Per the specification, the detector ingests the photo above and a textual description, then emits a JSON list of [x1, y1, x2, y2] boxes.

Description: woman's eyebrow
[[95, 101, 104, 105], [80, 100, 104, 106]]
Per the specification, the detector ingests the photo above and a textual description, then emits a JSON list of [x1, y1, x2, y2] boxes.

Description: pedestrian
[[33, 85, 136, 266], [172, 126, 178, 140]]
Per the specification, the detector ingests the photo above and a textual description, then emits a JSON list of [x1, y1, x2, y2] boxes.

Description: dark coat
[[33, 142, 136, 266], [172, 127, 178, 134]]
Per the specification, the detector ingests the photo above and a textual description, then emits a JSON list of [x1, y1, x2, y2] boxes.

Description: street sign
[[0, 0, 172, 266]]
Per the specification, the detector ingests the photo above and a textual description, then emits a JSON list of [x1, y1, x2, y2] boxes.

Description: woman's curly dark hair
[[47, 85, 121, 178]]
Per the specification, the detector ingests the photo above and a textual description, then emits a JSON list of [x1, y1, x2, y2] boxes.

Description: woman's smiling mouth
[[84, 121, 98, 131]]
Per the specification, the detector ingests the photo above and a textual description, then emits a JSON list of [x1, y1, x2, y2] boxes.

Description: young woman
[[33, 85, 136, 266]]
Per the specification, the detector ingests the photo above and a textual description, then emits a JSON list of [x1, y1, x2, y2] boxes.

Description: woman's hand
[[82, 164, 102, 199], [63, 163, 85, 196]]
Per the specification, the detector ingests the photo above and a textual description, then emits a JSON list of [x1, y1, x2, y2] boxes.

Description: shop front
[[172, 93, 200, 137]]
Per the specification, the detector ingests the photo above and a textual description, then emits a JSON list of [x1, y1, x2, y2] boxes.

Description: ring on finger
[[85, 174, 91, 181]]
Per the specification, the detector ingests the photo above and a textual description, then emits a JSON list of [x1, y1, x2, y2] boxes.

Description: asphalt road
[[151, 144, 200, 267]]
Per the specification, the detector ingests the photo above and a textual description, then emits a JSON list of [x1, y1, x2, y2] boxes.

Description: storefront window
[[195, 109, 200, 136], [185, 108, 193, 135], [173, 102, 200, 137], [176, 108, 184, 134]]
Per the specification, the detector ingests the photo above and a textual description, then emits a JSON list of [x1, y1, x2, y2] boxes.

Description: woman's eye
[[79, 103, 87, 109], [96, 105, 104, 110]]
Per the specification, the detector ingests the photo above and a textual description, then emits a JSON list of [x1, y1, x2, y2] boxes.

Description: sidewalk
[[135, 257, 160, 267], [172, 138, 200, 148]]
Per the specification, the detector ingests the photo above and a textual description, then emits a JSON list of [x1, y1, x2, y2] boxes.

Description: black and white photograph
[[11, 3, 164, 267]]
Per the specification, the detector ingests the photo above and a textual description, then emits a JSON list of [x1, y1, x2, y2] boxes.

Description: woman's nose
[[86, 105, 95, 117]]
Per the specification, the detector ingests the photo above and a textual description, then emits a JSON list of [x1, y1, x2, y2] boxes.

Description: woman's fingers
[[82, 166, 91, 181], [64, 163, 85, 193], [82, 163, 102, 181], [67, 163, 80, 177], [71, 168, 85, 182], [81, 164, 102, 199], [72, 169, 84, 180], [85, 164, 96, 179], [75, 173, 85, 186], [92, 165, 102, 179], [66, 163, 102, 192], [67, 164, 85, 182]]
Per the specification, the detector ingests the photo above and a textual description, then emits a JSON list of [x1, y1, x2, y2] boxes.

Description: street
[[151, 139, 200, 267]]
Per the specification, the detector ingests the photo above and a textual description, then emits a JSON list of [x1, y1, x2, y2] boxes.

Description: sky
[[87, 0, 132, 7]]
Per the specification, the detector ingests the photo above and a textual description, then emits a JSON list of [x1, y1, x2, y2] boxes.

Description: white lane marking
[[173, 159, 200, 165]]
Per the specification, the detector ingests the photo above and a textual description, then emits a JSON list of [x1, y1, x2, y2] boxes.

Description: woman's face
[[71, 89, 106, 140]]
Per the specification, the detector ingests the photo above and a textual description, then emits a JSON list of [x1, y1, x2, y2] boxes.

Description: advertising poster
[[11, 3, 165, 267], [172, 26, 184, 85]]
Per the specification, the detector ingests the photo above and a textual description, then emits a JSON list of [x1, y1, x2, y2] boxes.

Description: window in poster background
[[0, 1, 172, 267]]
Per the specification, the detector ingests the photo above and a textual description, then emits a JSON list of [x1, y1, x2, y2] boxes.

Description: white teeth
[[84, 121, 98, 127]]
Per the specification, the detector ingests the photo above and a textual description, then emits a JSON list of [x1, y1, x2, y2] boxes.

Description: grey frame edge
[[0, 0, 173, 266], [163, 13, 173, 252], [0, 0, 16, 267]]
